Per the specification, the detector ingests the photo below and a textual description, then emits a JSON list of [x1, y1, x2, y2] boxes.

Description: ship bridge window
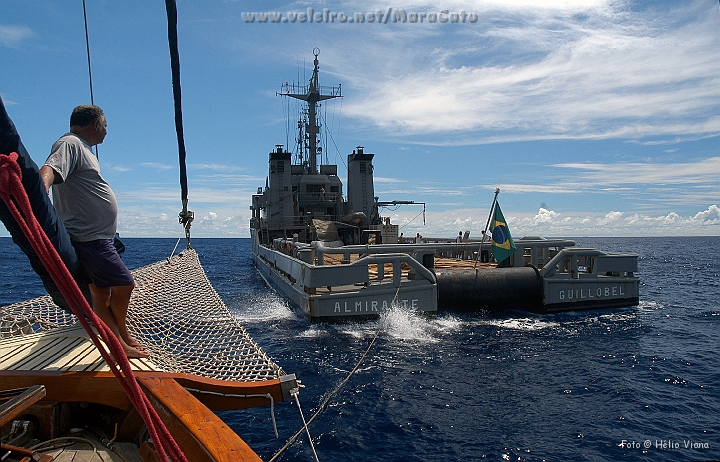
[[330, 186, 339, 193], [306, 184, 324, 193]]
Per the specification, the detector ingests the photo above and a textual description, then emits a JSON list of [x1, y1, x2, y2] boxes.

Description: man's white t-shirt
[[45, 133, 118, 242]]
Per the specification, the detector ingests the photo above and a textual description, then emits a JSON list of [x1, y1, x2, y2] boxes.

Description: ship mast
[[278, 48, 341, 173]]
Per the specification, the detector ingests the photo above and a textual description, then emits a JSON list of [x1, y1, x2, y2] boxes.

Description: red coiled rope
[[0, 152, 187, 462]]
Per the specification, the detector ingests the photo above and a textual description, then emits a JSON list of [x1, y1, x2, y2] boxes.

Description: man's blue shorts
[[73, 239, 134, 289]]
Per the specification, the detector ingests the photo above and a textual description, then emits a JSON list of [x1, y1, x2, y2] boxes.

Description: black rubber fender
[[436, 266, 543, 312]]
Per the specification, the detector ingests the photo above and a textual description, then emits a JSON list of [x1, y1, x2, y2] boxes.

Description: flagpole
[[474, 187, 500, 269]]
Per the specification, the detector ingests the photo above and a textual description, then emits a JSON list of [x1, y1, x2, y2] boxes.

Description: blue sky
[[1, 0, 719, 239]]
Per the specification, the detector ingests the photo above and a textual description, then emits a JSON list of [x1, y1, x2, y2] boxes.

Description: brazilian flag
[[490, 203, 516, 264]]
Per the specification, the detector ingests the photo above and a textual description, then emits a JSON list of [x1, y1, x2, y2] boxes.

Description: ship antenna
[[278, 48, 341, 174]]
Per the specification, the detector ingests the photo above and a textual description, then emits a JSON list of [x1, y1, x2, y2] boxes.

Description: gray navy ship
[[250, 50, 639, 321]]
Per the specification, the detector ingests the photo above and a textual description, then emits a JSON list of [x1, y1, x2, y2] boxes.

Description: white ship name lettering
[[333, 298, 421, 312], [558, 285, 626, 301]]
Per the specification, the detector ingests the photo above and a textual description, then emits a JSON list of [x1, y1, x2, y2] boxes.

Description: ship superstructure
[[251, 49, 388, 247], [249, 50, 639, 321]]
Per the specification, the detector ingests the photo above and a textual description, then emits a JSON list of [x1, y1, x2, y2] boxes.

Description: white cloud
[[343, 0, 611, 13], [116, 207, 248, 238], [475, 0, 609, 9], [662, 212, 680, 224], [496, 184, 581, 194], [374, 176, 406, 183], [107, 165, 133, 173], [335, 1, 720, 143], [190, 163, 244, 172], [386, 204, 720, 237], [140, 162, 174, 171], [0, 25, 34, 48], [602, 211, 624, 223], [554, 156, 720, 185], [4, 202, 716, 239], [534, 208, 559, 223], [117, 186, 255, 205], [692, 204, 720, 224]]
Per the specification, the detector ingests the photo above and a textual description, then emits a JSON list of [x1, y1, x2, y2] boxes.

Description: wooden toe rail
[[0, 370, 294, 461], [138, 376, 262, 462]]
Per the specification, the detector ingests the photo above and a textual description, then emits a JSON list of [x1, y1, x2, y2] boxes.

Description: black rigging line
[[81, 0, 98, 158], [319, 102, 347, 171], [165, 0, 193, 248], [82, 0, 94, 105]]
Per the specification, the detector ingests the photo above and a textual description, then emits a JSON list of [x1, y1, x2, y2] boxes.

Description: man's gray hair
[[70, 105, 104, 128]]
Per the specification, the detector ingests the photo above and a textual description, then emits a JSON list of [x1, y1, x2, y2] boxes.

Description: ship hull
[[251, 231, 438, 321], [251, 232, 640, 318], [542, 277, 640, 313]]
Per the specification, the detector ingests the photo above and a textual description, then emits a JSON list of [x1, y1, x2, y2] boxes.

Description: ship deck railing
[[311, 238, 577, 270], [257, 241, 439, 295], [258, 237, 592, 295], [347, 238, 576, 269], [539, 248, 639, 280]]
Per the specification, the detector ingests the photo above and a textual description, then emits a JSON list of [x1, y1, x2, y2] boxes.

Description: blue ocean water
[[1, 236, 719, 461]]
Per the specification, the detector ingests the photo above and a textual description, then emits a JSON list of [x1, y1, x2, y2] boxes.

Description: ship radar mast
[[278, 48, 341, 173]]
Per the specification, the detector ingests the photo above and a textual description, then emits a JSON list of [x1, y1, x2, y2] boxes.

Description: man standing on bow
[[40, 105, 147, 358]]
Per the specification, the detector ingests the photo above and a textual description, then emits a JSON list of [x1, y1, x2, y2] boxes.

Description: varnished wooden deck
[[317, 251, 496, 271], [433, 256, 497, 270], [0, 325, 157, 373], [310, 252, 496, 294]]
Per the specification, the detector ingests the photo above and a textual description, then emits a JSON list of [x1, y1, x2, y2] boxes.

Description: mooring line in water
[[269, 283, 403, 462], [291, 387, 320, 462]]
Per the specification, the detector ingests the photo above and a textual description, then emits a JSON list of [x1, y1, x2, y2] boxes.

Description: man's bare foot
[[115, 337, 150, 359], [123, 345, 150, 359], [122, 333, 147, 351]]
